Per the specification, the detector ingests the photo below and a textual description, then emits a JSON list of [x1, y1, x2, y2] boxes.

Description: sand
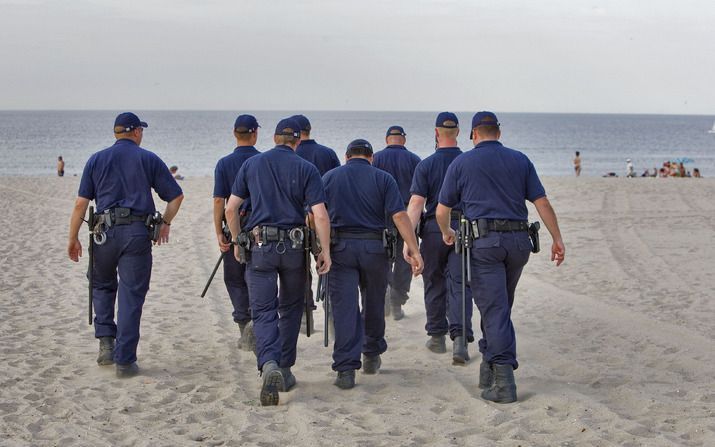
[[1, 175, 714, 447]]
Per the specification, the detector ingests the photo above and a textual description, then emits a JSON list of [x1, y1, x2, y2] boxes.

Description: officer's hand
[[316, 251, 331, 275], [551, 239, 565, 266], [156, 223, 171, 246], [233, 244, 243, 263], [68, 238, 82, 262], [403, 246, 424, 276], [442, 228, 456, 246], [217, 233, 230, 252]]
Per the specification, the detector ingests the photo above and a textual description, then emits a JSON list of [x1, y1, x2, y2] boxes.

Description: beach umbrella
[[674, 157, 695, 164]]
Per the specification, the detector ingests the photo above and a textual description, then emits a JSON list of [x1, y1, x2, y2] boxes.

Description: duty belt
[[472, 218, 529, 235], [96, 207, 149, 228], [249, 225, 307, 252], [331, 229, 383, 241]]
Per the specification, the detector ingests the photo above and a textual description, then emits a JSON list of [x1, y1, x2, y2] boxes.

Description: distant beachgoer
[[626, 159, 635, 178], [57, 156, 65, 177], [169, 165, 184, 180], [573, 151, 581, 176], [693, 168, 701, 178], [678, 163, 686, 177]]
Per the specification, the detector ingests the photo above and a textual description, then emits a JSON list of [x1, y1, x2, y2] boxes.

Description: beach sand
[[1, 176, 714, 447]]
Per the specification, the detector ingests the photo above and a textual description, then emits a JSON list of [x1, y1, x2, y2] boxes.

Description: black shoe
[[280, 367, 296, 392], [391, 302, 404, 321], [260, 360, 284, 406], [478, 361, 493, 389], [452, 336, 470, 365], [334, 370, 356, 389], [115, 362, 139, 378], [425, 335, 446, 353], [242, 321, 257, 354], [481, 363, 517, 403], [97, 337, 115, 366], [362, 354, 381, 375]]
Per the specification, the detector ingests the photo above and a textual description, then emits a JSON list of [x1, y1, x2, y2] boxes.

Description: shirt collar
[[233, 145, 256, 153], [474, 140, 502, 149], [346, 158, 370, 166], [274, 144, 295, 153], [299, 139, 316, 145], [385, 144, 406, 150], [437, 146, 460, 152], [115, 138, 137, 145]]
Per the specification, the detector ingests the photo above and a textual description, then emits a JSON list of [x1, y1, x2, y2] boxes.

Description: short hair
[[436, 126, 458, 138], [386, 134, 406, 144], [475, 125, 500, 138], [234, 128, 256, 143], [275, 134, 299, 146], [346, 145, 373, 158]]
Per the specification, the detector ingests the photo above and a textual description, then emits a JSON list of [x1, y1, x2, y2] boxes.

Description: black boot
[[260, 360, 284, 406], [452, 336, 470, 365], [362, 354, 381, 374], [481, 363, 517, 403], [426, 335, 446, 353], [280, 367, 297, 392], [478, 361, 493, 389], [115, 362, 139, 378], [97, 337, 115, 365], [334, 370, 356, 389]]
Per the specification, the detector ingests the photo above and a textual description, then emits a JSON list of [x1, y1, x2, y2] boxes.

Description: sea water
[[1, 111, 713, 177]]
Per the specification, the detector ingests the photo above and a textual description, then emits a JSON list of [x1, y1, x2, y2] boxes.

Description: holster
[[383, 228, 397, 261], [528, 222, 541, 253], [146, 212, 163, 242], [236, 232, 251, 264]]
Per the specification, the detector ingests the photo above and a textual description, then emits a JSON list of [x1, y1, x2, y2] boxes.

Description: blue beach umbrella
[[674, 157, 695, 164]]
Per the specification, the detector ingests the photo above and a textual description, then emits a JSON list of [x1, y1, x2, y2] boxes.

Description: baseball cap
[[291, 114, 311, 132], [471, 111, 500, 128], [386, 125, 406, 137], [346, 138, 373, 154], [114, 112, 148, 132], [435, 112, 459, 128], [274, 117, 301, 138], [234, 114, 260, 133]]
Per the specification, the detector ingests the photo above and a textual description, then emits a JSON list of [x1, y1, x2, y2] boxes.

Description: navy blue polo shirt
[[296, 139, 341, 175], [232, 145, 326, 230], [438, 141, 546, 221], [78, 139, 183, 215], [410, 147, 463, 219], [322, 158, 405, 233], [213, 145, 260, 212], [373, 145, 421, 204]]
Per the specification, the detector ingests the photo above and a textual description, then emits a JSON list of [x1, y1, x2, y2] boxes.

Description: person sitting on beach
[[169, 165, 184, 180], [693, 168, 701, 178], [57, 156, 65, 177]]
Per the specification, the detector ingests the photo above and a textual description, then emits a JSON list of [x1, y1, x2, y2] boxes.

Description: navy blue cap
[[435, 112, 459, 128], [114, 112, 148, 132], [234, 114, 260, 133], [291, 114, 311, 132], [274, 117, 301, 138], [346, 138, 373, 154], [471, 111, 500, 128], [386, 125, 406, 137]]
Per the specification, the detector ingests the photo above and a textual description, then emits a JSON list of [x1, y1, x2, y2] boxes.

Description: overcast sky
[[1, 0, 713, 114]]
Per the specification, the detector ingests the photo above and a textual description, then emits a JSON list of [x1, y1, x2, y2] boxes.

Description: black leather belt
[[332, 229, 383, 240], [98, 207, 148, 227], [474, 219, 528, 232]]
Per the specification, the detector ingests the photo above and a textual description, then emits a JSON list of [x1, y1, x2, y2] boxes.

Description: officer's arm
[[225, 194, 245, 242], [435, 204, 452, 236], [310, 203, 332, 274], [533, 197, 565, 266], [406, 195, 426, 232], [213, 198, 226, 237], [155, 193, 184, 245], [68, 197, 90, 262], [392, 211, 424, 276]]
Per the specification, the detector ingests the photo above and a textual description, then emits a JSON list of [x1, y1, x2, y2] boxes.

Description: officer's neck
[[437, 138, 458, 148], [473, 137, 499, 146], [115, 135, 140, 145]]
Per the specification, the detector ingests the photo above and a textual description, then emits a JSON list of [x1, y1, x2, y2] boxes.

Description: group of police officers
[[68, 110, 565, 407]]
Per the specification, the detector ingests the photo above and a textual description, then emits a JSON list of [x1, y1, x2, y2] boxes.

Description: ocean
[[1, 111, 713, 177]]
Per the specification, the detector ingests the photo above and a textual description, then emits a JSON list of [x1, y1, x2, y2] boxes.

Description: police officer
[[322, 139, 423, 389], [212, 114, 261, 352], [437, 111, 565, 403], [373, 126, 421, 319], [406, 112, 473, 363], [225, 117, 332, 406], [292, 114, 340, 332], [293, 114, 341, 175], [67, 112, 184, 378]]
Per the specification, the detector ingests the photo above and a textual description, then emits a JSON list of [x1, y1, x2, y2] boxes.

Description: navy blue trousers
[[329, 239, 389, 371], [420, 219, 473, 340], [469, 231, 531, 369], [387, 235, 413, 303], [92, 222, 152, 365], [223, 250, 251, 324], [246, 244, 306, 371]]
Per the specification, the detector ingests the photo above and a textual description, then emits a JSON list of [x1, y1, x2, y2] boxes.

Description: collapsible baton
[[87, 206, 95, 325], [303, 228, 313, 338], [456, 215, 472, 349], [200, 223, 232, 298], [316, 273, 331, 347]]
